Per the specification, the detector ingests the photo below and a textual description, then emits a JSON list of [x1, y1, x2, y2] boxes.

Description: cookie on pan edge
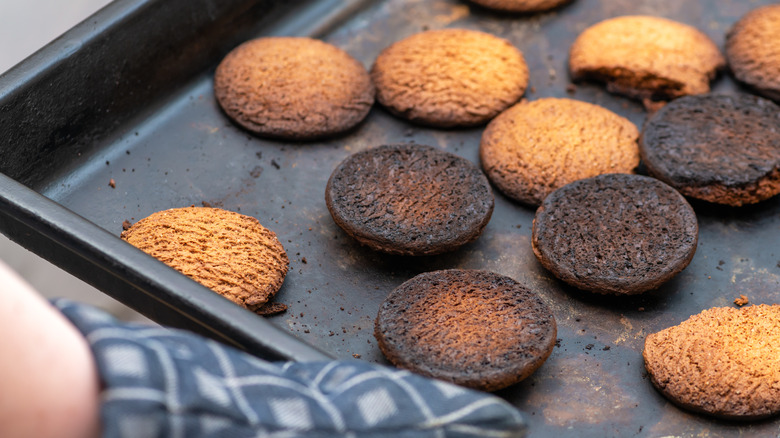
[[480, 97, 639, 206], [569, 15, 725, 109], [214, 37, 375, 140], [371, 29, 528, 128], [121, 207, 289, 314], [468, 0, 573, 13], [375, 269, 556, 392], [726, 4, 780, 102], [325, 143, 494, 256], [532, 174, 698, 295], [640, 93, 780, 206], [644, 305, 780, 420]]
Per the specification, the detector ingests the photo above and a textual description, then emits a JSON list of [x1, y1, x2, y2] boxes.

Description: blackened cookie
[[532, 174, 698, 295], [644, 305, 780, 420], [640, 93, 780, 206], [325, 144, 493, 256], [569, 16, 724, 109], [121, 207, 289, 314], [480, 98, 639, 206], [468, 0, 572, 13], [375, 269, 556, 391], [371, 29, 528, 127], [214, 37, 374, 140], [726, 4, 780, 102]]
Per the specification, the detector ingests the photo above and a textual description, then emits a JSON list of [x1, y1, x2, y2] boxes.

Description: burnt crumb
[[776, 261, 780, 268], [108, 178, 116, 189], [304, 329, 310, 333], [301, 257, 307, 264], [719, 260, 725, 265], [603, 346, 611, 351], [271, 159, 281, 169], [122, 220, 133, 231], [516, 224, 522, 229], [105, 160, 110, 165], [585, 344, 594, 350], [404, 129, 414, 137], [256, 151, 263, 159], [126, 150, 131, 155], [529, 86, 536, 94], [638, 307, 645, 312], [734, 294, 749, 307], [555, 338, 562, 348], [566, 83, 577, 94], [202, 201, 212, 207], [575, 318, 581, 322], [328, 331, 335, 337], [250, 166, 263, 178]]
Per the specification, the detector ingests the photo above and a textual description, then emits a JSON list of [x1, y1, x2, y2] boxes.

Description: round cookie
[[532, 174, 698, 295], [325, 144, 494, 256], [569, 16, 725, 109], [370, 29, 528, 128], [480, 98, 640, 206], [375, 269, 557, 391], [640, 93, 780, 207], [468, 0, 572, 13], [726, 4, 780, 102], [214, 37, 375, 140], [643, 305, 780, 420], [121, 207, 289, 313]]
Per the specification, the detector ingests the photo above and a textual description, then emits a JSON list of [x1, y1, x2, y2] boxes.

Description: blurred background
[[0, 0, 148, 322]]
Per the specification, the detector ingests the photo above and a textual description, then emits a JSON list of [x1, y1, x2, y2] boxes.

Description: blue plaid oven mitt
[[53, 299, 526, 438]]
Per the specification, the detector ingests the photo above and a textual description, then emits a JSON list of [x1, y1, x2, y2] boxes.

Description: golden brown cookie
[[726, 4, 780, 102], [214, 37, 375, 140], [643, 305, 780, 420], [121, 207, 289, 314], [480, 98, 639, 206], [371, 29, 528, 128], [375, 269, 556, 391], [468, 0, 572, 13], [569, 16, 725, 109]]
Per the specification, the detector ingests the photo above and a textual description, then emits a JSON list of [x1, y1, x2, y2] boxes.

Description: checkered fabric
[[53, 299, 527, 438]]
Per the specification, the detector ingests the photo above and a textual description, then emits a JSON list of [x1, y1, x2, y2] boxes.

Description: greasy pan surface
[[3, 0, 780, 435]]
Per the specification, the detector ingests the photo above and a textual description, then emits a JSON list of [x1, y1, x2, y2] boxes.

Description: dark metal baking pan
[[2, 0, 779, 435]]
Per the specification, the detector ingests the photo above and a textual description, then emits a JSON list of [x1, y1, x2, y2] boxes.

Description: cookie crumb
[[122, 220, 133, 231], [108, 178, 116, 189], [566, 83, 577, 94], [352, 353, 361, 359], [734, 294, 749, 307]]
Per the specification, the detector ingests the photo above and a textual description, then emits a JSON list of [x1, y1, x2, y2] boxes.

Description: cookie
[[532, 174, 698, 295], [325, 144, 494, 256], [640, 93, 780, 207], [480, 98, 640, 206], [214, 37, 375, 140], [375, 269, 556, 391], [371, 29, 528, 127], [121, 207, 289, 314], [468, 0, 572, 13], [643, 305, 780, 420], [726, 4, 780, 102], [569, 16, 725, 109]]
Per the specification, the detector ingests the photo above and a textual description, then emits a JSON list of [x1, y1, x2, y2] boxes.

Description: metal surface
[[1, 0, 779, 435]]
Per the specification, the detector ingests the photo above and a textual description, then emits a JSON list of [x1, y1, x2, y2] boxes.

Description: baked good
[[375, 269, 556, 391], [370, 29, 528, 127], [214, 37, 375, 140], [532, 174, 698, 295], [121, 207, 289, 314], [468, 0, 572, 13], [640, 93, 780, 206], [643, 305, 780, 420], [569, 15, 725, 109], [479, 97, 640, 206], [325, 144, 493, 255], [726, 4, 780, 102]]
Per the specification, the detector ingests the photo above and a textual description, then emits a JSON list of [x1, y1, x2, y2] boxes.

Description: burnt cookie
[[214, 37, 374, 140], [325, 144, 493, 256], [532, 174, 698, 295], [480, 98, 640, 206], [726, 4, 780, 102], [371, 29, 528, 127], [644, 305, 780, 420], [468, 0, 572, 13], [375, 269, 556, 391], [121, 207, 289, 314], [640, 93, 780, 206], [569, 16, 725, 109]]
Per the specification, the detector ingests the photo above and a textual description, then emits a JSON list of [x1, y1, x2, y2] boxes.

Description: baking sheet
[[4, 0, 780, 435]]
